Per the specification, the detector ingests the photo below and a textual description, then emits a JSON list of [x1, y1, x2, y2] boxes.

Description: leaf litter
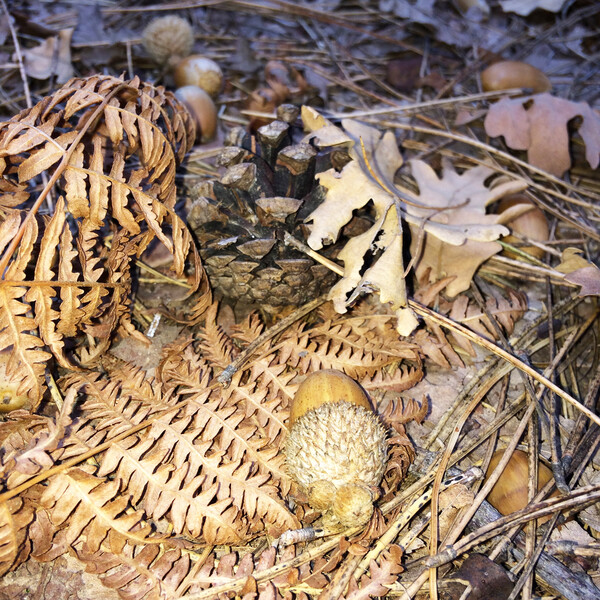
[[0, 1, 599, 599]]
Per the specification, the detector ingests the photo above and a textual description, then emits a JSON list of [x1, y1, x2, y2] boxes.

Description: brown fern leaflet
[[0, 75, 203, 406]]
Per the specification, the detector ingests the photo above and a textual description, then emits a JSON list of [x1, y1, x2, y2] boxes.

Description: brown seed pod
[[174, 55, 223, 98], [485, 449, 554, 521], [481, 61, 551, 94], [175, 85, 217, 143], [497, 195, 549, 259], [142, 16, 194, 67], [284, 370, 388, 527], [332, 483, 376, 526], [307, 479, 336, 511]]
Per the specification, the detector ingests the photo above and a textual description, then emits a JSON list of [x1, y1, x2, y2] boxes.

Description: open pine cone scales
[[188, 112, 353, 314]]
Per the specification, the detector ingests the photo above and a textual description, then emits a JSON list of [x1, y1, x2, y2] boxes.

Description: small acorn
[[142, 16, 194, 67], [497, 195, 550, 259], [284, 370, 388, 527], [174, 85, 218, 142], [174, 55, 223, 98], [485, 449, 554, 522], [481, 60, 551, 94]]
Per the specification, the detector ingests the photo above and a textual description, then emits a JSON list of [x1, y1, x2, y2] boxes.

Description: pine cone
[[188, 107, 356, 315]]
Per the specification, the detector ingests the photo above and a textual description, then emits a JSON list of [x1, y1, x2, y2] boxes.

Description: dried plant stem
[[354, 468, 482, 582], [409, 324, 585, 598], [427, 294, 581, 447], [179, 530, 356, 600], [490, 254, 573, 281], [408, 302, 600, 427], [425, 485, 600, 570], [326, 89, 522, 119], [1, 0, 31, 109], [320, 554, 362, 600]]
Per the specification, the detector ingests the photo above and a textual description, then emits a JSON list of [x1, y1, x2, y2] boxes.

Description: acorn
[[485, 449, 554, 522], [142, 16, 194, 67], [174, 85, 217, 142], [481, 61, 551, 94], [497, 195, 550, 259], [284, 370, 388, 527], [174, 55, 223, 98]]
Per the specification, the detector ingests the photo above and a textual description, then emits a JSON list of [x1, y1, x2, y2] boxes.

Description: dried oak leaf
[[484, 94, 600, 177], [302, 109, 418, 335], [408, 159, 526, 296], [556, 248, 600, 297]]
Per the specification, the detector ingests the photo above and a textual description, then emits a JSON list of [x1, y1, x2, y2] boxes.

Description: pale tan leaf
[[564, 266, 600, 297], [408, 160, 525, 296], [407, 159, 521, 245], [500, 0, 566, 15], [555, 247, 593, 273], [18, 28, 73, 82]]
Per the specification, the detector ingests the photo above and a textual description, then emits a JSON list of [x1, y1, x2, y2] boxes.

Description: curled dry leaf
[[484, 94, 600, 177], [303, 109, 417, 335], [302, 108, 525, 324], [17, 29, 74, 82]]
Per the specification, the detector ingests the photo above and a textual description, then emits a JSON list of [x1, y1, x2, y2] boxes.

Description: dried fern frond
[[74, 542, 190, 600], [278, 314, 420, 378], [31, 466, 160, 562], [85, 355, 299, 544], [413, 283, 528, 364], [0, 74, 204, 406], [447, 289, 528, 355], [0, 298, 424, 593], [0, 497, 35, 576]]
